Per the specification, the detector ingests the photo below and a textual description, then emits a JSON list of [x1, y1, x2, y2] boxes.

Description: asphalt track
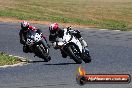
[[0, 22, 132, 88]]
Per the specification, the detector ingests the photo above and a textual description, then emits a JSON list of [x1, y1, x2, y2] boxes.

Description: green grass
[[0, 0, 132, 31], [0, 52, 21, 66]]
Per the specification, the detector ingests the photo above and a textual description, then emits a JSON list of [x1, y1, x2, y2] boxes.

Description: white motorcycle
[[56, 28, 91, 64], [26, 30, 51, 62]]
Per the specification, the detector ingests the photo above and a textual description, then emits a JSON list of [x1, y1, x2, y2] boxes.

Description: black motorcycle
[[26, 30, 51, 62]]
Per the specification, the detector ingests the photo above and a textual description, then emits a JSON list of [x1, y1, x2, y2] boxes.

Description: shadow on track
[[27, 60, 45, 63], [27, 60, 78, 65], [44, 62, 77, 65]]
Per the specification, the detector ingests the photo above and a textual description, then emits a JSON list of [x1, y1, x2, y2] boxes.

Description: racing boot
[[23, 45, 32, 53], [23, 45, 29, 53]]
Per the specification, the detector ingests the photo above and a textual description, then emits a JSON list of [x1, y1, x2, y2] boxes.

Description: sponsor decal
[[76, 66, 131, 85]]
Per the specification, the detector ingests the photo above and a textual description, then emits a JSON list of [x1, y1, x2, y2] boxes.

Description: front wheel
[[83, 54, 91, 63], [82, 48, 91, 63], [67, 45, 82, 64], [36, 44, 50, 62]]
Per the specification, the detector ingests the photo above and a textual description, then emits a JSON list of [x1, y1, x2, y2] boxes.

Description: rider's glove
[[75, 30, 81, 38]]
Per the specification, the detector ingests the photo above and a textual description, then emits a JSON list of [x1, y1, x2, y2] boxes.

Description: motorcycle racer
[[49, 23, 88, 58], [19, 21, 49, 53]]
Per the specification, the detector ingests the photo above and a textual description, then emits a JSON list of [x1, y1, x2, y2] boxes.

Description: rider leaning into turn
[[19, 21, 49, 53], [48, 23, 88, 58]]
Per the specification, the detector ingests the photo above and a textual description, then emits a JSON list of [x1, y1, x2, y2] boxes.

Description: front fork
[[82, 47, 90, 57]]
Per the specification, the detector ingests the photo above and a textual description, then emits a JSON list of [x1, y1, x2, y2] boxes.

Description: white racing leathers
[[53, 29, 91, 64]]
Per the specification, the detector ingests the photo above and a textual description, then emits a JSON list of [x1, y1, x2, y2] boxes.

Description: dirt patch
[[0, 17, 96, 29]]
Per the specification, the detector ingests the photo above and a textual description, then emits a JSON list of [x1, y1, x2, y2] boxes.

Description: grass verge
[[0, 52, 22, 66], [0, 0, 132, 31]]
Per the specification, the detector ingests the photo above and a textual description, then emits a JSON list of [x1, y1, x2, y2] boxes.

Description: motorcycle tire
[[36, 44, 50, 62], [82, 49, 91, 63], [83, 54, 91, 63], [67, 45, 82, 64]]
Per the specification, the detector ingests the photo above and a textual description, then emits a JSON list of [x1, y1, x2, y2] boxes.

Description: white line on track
[[99, 29, 108, 31]]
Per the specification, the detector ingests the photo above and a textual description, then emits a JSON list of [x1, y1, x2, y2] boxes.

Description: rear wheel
[[67, 45, 82, 64]]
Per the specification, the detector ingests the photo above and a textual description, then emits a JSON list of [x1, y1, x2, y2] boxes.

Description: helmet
[[49, 23, 59, 34], [21, 21, 29, 29]]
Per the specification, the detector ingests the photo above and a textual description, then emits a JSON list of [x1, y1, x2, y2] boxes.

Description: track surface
[[0, 22, 132, 88]]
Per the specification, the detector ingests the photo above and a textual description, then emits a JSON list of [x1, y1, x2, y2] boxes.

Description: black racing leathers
[[19, 29, 42, 45], [49, 28, 82, 43], [49, 28, 64, 42]]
